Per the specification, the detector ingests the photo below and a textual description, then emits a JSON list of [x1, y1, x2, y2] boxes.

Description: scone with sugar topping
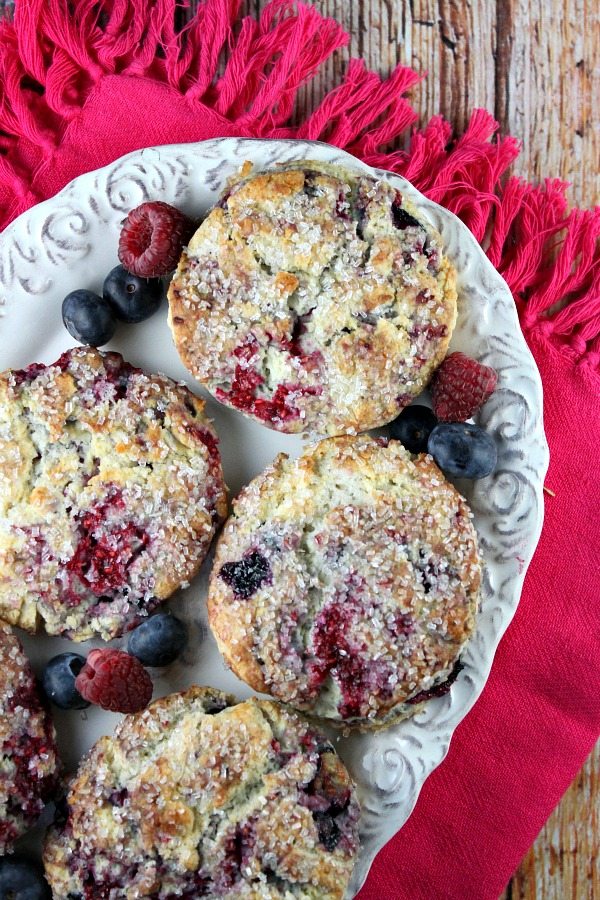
[[0, 347, 227, 641], [208, 435, 481, 729], [168, 160, 457, 435], [0, 621, 60, 852], [43, 686, 360, 899]]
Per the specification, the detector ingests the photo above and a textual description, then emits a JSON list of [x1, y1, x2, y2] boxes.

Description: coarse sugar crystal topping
[[43, 687, 359, 900]]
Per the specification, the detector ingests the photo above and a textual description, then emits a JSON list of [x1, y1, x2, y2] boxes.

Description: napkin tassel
[[0, 0, 597, 370]]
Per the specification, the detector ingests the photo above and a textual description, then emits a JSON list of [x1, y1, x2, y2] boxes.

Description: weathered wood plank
[[237, 0, 598, 207], [499, 740, 600, 899], [506, 0, 599, 206]]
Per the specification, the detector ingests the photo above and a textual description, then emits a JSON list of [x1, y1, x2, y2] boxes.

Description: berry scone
[[0, 622, 60, 852], [168, 160, 457, 435], [43, 686, 360, 899], [0, 347, 227, 641], [208, 435, 481, 729]]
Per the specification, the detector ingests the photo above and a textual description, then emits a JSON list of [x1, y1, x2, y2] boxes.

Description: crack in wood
[[440, 32, 457, 53]]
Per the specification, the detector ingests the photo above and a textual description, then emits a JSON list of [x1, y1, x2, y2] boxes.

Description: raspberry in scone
[[208, 435, 481, 729], [0, 347, 227, 641], [0, 622, 60, 852], [168, 160, 457, 435], [43, 686, 360, 899]]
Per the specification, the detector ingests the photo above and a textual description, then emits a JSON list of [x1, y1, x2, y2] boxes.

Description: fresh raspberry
[[431, 352, 498, 422], [118, 201, 195, 277], [75, 649, 152, 714]]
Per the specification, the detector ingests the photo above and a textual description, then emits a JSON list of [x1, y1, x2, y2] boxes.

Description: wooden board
[[236, 0, 599, 208]]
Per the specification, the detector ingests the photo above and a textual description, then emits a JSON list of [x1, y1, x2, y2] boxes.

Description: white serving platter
[[0, 139, 549, 896]]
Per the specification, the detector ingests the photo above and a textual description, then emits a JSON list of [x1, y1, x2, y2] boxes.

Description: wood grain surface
[[237, 0, 600, 208], [0, 0, 597, 896]]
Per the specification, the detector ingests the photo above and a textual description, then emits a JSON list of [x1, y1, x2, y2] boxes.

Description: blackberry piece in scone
[[208, 435, 481, 729], [0, 347, 227, 641], [43, 686, 360, 899], [168, 160, 457, 435]]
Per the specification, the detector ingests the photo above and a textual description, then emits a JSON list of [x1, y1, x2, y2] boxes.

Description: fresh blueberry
[[42, 653, 90, 710], [103, 265, 163, 323], [62, 290, 116, 346], [127, 612, 188, 667], [0, 856, 51, 900], [389, 404, 438, 453], [427, 422, 497, 479]]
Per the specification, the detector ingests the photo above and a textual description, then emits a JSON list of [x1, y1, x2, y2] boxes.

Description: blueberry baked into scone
[[0, 621, 60, 852], [0, 347, 227, 641], [43, 686, 360, 899], [208, 435, 481, 729], [168, 160, 457, 435]]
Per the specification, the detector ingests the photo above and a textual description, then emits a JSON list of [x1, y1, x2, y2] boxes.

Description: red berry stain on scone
[[11, 362, 46, 385], [216, 335, 322, 425], [66, 491, 149, 598], [254, 383, 322, 425], [309, 595, 394, 720], [217, 820, 258, 892]]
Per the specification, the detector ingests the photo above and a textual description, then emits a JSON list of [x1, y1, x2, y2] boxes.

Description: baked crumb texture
[[168, 161, 457, 435], [0, 347, 227, 641], [43, 686, 360, 899], [208, 435, 481, 729], [0, 622, 60, 852]]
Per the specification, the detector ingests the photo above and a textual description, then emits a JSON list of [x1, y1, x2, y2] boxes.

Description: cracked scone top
[[208, 436, 481, 728], [0, 347, 227, 641], [0, 622, 60, 852], [168, 160, 457, 435], [43, 686, 360, 899]]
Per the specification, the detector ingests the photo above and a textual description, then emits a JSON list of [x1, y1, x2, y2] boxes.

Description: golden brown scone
[[208, 435, 481, 729], [168, 160, 457, 435], [0, 621, 60, 851], [43, 686, 360, 899], [0, 347, 227, 641]]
